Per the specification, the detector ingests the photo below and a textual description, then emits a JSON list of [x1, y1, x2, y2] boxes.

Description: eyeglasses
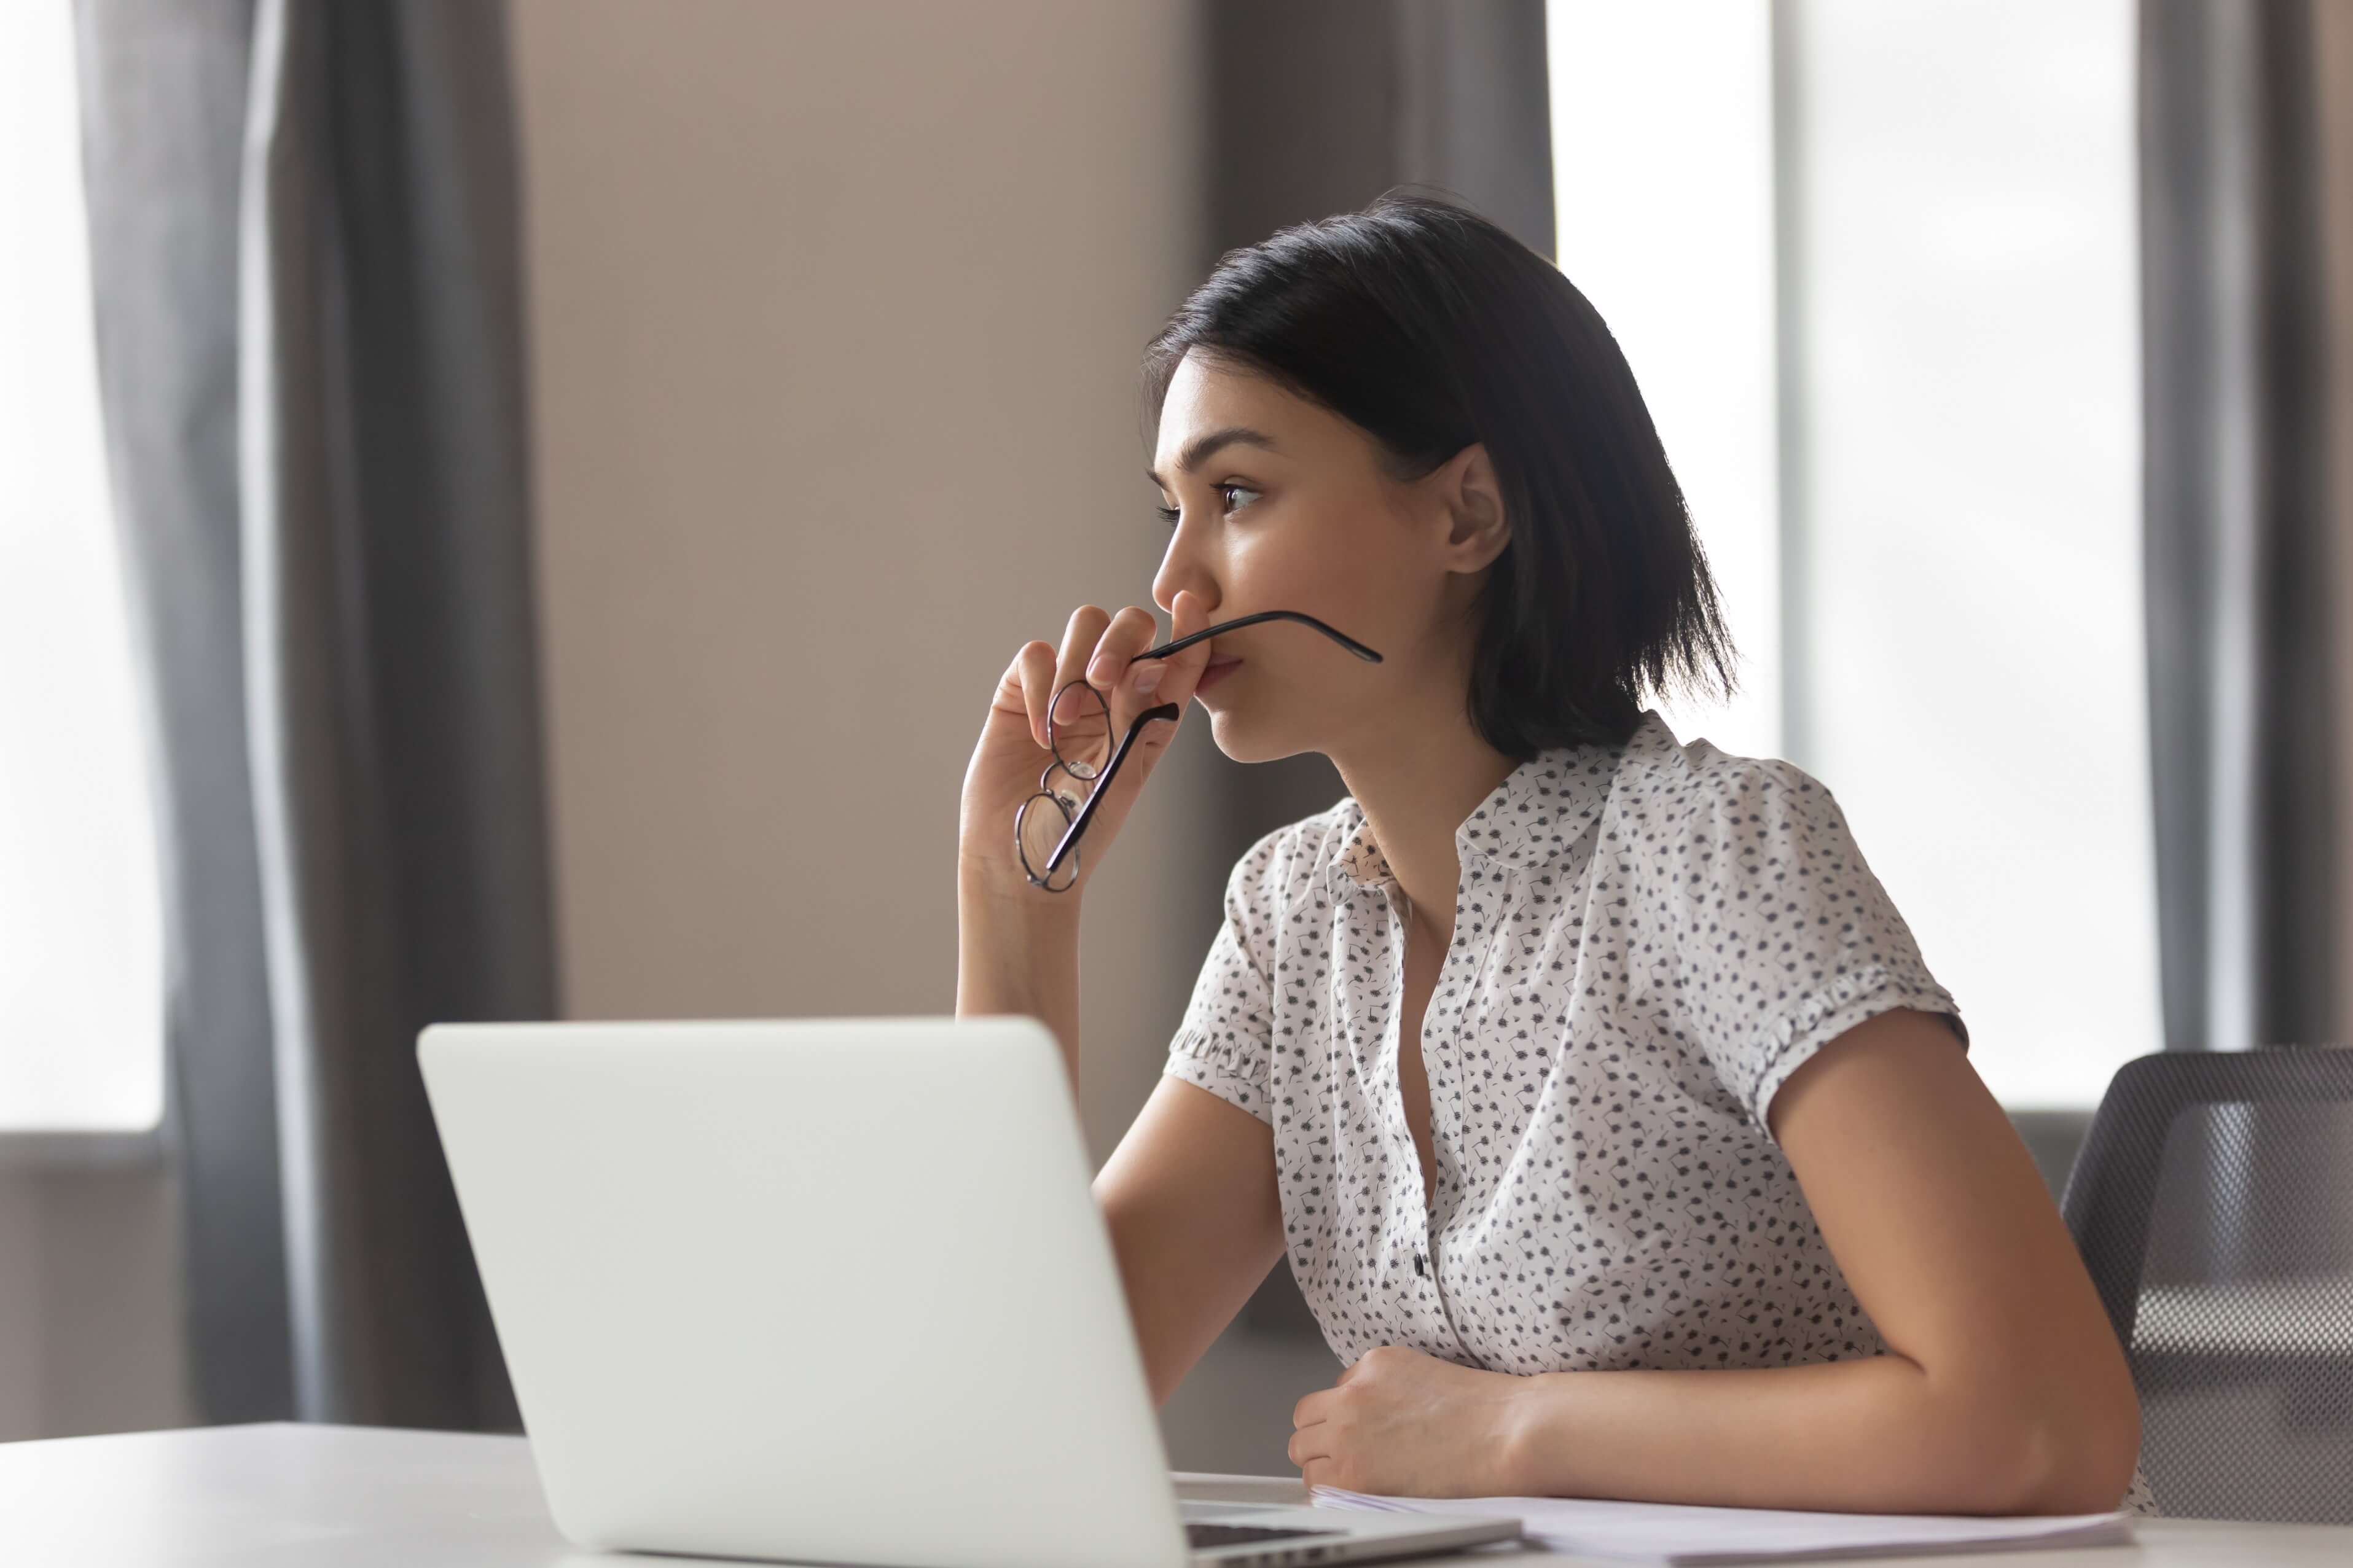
[[1016, 610, 1382, 892]]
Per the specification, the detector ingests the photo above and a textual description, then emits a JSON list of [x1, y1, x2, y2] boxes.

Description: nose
[[1151, 531, 1220, 622]]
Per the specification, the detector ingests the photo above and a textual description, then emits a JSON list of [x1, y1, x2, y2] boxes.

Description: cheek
[[1231, 510, 1394, 613]]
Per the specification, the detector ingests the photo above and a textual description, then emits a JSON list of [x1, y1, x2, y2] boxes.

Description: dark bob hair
[[1140, 189, 1736, 756]]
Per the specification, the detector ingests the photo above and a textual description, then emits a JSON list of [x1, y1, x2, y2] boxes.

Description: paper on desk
[[1307, 1486, 2134, 1564]]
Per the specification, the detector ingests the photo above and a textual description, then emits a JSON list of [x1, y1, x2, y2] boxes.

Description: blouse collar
[[1325, 712, 1659, 892]]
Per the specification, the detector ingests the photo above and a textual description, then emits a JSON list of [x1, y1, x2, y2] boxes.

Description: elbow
[[1966, 1379, 2142, 1516]]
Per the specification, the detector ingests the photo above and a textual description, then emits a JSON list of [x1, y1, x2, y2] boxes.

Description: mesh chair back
[[2060, 1045, 2353, 1523]]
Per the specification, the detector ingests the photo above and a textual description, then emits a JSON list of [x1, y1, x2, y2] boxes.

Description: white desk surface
[[0, 1422, 2346, 1567]]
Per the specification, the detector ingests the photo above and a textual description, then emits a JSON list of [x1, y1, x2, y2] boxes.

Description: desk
[[0, 1422, 2346, 1567]]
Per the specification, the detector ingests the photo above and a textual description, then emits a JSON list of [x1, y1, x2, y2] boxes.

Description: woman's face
[[1149, 351, 1495, 763]]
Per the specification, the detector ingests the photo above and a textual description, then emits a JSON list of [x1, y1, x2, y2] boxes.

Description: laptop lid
[[419, 1015, 1196, 1568]]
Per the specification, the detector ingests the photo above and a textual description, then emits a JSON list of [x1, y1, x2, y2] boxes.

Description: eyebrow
[[1145, 426, 1280, 492]]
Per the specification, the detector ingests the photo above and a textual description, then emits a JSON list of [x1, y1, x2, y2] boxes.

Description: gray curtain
[[2141, 0, 2353, 1059], [74, 0, 554, 1429], [1194, 0, 1555, 1333]]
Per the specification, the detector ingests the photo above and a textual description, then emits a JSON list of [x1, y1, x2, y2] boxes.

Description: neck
[[1330, 726, 1519, 948]]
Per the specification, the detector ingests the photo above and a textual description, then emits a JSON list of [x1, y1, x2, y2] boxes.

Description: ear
[[1432, 442, 1510, 575]]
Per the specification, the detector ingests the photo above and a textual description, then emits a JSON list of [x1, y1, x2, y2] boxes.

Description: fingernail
[[1134, 662, 1162, 696], [1087, 654, 1113, 687]]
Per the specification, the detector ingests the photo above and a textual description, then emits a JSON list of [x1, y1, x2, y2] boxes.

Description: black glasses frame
[[1016, 611, 1383, 891]]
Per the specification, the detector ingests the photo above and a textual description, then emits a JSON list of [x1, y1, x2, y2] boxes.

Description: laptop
[[417, 1015, 1522, 1567]]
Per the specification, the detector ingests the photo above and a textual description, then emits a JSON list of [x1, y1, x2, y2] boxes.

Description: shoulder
[[1599, 719, 1881, 921], [1610, 717, 1852, 849]]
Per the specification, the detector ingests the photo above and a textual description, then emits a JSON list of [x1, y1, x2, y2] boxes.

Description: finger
[[1052, 604, 1113, 701], [1085, 604, 1158, 693], [1013, 641, 1057, 749], [1041, 606, 1115, 758], [1301, 1457, 1351, 1494]]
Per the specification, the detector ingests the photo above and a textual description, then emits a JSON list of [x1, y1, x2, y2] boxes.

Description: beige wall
[[511, 0, 1222, 1164], [0, 1158, 191, 1441]]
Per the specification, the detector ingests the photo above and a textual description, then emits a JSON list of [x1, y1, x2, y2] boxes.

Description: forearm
[[955, 868, 1083, 1087], [1500, 1354, 2121, 1516]]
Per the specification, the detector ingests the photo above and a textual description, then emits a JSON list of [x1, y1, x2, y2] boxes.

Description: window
[[1547, 1, 1782, 764], [0, 2, 166, 1132], [1548, 0, 2159, 1107]]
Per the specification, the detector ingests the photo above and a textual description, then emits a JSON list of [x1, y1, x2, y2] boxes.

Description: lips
[[1197, 657, 1243, 692]]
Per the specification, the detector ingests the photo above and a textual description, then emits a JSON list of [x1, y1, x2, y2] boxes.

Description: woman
[[955, 192, 2154, 1518]]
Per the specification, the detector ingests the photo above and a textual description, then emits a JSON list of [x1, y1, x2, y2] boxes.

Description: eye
[[1155, 485, 1258, 528]]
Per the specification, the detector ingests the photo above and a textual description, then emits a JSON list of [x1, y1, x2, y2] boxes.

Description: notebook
[[1307, 1486, 2134, 1564]]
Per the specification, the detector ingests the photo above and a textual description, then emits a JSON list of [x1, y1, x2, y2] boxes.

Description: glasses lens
[[1017, 787, 1081, 891], [1049, 679, 1114, 782]]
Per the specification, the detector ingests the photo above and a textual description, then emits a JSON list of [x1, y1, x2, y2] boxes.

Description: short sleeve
[[1162, 826, 1288, 1125], [1648, 758, 1967, 1141]]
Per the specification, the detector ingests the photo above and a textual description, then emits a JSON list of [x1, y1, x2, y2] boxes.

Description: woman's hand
[[1288, 1345, 1532, 1499], [957, 588, 1218, 905]]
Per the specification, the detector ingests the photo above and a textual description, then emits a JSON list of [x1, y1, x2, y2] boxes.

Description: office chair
[[2060, 1045, 2353, 1524]]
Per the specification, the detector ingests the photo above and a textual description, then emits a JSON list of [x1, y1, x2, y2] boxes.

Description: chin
[[1204, 707, 1315, 765]]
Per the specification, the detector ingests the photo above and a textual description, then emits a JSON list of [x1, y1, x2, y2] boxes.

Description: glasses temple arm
[[1133, 610, 1382, 664], [1043, 700, 1181, 874]]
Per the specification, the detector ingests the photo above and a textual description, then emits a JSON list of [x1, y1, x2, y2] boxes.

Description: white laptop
[[417, 1015, 1522, 1568]]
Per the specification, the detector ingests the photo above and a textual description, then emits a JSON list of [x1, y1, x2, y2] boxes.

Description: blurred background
[[0, 0, 2347, 1480]]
